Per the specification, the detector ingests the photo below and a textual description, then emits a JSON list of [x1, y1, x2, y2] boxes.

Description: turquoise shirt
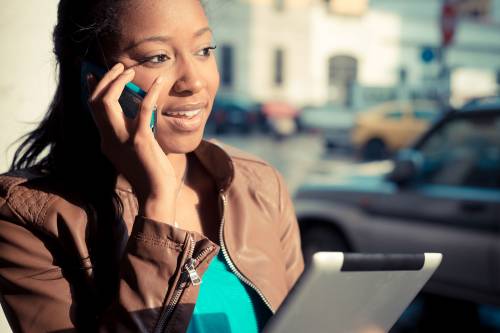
[[187, 252, 272, 333]]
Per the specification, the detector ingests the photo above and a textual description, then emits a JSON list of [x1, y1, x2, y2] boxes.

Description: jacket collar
[[116, 138, 235, 193]]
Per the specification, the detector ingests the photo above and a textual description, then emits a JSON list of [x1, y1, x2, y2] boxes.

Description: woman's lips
[[161, 104, 206, 132]]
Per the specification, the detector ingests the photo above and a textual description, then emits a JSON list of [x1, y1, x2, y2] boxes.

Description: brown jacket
[[0, 139, 304, 333]]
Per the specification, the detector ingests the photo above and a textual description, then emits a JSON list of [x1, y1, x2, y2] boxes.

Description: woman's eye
[[149, 54, 169, 63], [140, 54, 170, 65], [196, 45, 217, 57]]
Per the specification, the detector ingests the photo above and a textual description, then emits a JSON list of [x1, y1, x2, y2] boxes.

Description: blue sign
[[421, 47, 435, 63]]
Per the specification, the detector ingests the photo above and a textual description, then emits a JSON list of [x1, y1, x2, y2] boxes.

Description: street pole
[[438, 46, 449, 108], [439, 0, 458, 109]]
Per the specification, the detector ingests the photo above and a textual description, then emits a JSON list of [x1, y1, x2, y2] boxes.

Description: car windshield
[[417, 112, 500, 189]]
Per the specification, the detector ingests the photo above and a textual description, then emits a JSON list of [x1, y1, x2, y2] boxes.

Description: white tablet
[[264, 252, 442, 333]]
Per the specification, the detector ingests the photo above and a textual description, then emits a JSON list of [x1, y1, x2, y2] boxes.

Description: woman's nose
[[172, 57, 205, 95]]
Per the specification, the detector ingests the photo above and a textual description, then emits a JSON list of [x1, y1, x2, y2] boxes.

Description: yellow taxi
[[351, 100, 440, 160]]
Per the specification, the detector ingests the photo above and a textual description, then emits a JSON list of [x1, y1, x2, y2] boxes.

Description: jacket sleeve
[[0, 197, 187, 333], [275, 170, 304, 289]]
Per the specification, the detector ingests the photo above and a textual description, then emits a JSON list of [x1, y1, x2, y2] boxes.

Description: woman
[[0, 0, 304, 332]]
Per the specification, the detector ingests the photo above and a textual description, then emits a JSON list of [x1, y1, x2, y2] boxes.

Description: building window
[[328, 0, 368, 16], [220, 45, 234, 87], [274, 49, 284, 87], [328, 55, 358, 107], [328, 55, 357, 86], [274, 0, 285, 11], [457, 0, 491, 21]]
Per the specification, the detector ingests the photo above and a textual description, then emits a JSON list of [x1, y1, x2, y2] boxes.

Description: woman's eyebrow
[[123, 27, 213, 52], [193, 27, 212, 38]]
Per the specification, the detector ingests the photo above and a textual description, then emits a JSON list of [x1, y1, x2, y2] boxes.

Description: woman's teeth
[[165, 109, 202, 118]]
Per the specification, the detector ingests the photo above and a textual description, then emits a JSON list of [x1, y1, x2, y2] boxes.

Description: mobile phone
[[80, 61, 156, 131]]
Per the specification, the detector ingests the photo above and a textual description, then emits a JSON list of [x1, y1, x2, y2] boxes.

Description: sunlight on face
[[115, 0, 220, 154]]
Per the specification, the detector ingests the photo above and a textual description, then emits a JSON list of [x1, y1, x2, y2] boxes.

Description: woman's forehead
[[116, 0, 209, 46]]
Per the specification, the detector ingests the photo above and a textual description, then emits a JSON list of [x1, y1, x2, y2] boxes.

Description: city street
[[207, 132, 349, 194]]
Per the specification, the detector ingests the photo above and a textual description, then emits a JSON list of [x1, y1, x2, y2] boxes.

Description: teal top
[[186, 252, 272, 333]]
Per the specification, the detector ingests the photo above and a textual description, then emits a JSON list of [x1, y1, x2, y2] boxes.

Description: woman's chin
[[156, 130, 205, 155]]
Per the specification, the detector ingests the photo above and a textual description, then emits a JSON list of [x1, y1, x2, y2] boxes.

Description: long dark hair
[[10, 0, 128, 325]]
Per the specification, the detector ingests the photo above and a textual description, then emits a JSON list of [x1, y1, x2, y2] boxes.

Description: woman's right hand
[[86, 62, 178, 224]]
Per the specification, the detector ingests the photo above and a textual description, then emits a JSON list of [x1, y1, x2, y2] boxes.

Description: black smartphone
[[81, 61, 156, 131]]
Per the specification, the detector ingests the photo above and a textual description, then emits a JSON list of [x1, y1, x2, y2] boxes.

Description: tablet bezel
[[264, 252, 442, 333]]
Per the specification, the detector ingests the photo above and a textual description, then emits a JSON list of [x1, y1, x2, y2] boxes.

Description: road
[[207, 132, 350, 194]]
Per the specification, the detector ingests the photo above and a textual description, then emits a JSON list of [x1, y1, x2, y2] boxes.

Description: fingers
[[102, 68, 139, 136], [137, 75, 165, 133], [88, 64, 136, 137], [103, 68, 136, 103], [85, 62, 166, 139], [89, 63, 124, 101], [86, 63, 126, 132], [86, 73, 109, 134]]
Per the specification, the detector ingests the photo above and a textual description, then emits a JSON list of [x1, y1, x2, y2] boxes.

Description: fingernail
[[156, 76, 164, 84], [123, 68, 135, 75]]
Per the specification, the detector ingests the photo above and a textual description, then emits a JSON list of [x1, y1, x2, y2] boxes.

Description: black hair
[[10, 0, 129, 327], [11, 1, 122, 171]]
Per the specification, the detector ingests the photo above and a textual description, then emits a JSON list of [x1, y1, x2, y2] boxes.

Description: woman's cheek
[[155, 80, 176, 109]]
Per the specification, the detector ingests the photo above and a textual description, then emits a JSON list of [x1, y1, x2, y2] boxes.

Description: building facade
[[206, 0, 500, 109]]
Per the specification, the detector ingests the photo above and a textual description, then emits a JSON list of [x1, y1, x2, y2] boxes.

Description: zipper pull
[[185, 258, 202, 286]]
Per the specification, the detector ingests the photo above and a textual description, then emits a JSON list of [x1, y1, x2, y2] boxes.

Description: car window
[[418, 113, 500, 189], [385, 111, 403, 120], [413, 108, 438, 121]]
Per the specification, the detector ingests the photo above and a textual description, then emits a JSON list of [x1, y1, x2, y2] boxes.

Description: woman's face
[[113, 0, 219, 154]]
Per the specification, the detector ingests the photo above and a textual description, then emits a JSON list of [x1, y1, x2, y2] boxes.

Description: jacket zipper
[[218, 189, 274, 313], [156, 187, 275, 332], [155, 234, 214, 333]]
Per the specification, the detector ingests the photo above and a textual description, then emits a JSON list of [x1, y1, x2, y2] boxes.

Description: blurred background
[[1, 0, 500, 332]]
